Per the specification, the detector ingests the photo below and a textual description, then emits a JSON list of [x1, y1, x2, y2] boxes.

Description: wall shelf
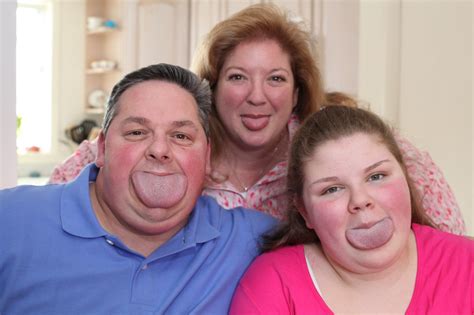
[[86, 68, 119, 75]]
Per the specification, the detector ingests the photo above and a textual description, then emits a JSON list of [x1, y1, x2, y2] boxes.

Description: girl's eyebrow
[[308, 159, 391, 187], [364, 159, 390, 172]]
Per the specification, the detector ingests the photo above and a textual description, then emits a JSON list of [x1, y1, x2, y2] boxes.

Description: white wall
[[0, 1, 18, 189], [17, 0, 87, 178], [353, 0, 472, 235], [398, 1, 472, 235]]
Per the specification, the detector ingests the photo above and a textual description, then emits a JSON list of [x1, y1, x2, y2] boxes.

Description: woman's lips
[[345, 217, 394, 250], [241, 114, 270, 131]]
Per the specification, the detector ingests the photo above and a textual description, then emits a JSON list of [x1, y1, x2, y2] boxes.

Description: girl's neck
[[306, 231, 417, 313]]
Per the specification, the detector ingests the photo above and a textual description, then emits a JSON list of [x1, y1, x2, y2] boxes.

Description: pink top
[[230, 224, 474, 314], [49, 117, 465, 234]]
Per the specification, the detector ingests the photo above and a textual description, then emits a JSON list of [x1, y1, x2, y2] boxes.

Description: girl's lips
[[241, 115, 270, 131], [345, 217, 394, 250]]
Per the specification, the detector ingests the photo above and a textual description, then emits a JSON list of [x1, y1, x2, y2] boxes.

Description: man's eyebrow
[[121, 118, 198, 130], [171, 120, 199, 131], [121, 116, 150, 126]]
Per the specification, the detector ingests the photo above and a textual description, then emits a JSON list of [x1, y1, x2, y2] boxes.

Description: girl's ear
[[295, 196, 313, 229]]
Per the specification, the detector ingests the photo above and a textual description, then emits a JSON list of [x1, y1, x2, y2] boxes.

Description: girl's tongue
[[345, 217, 394, 250]]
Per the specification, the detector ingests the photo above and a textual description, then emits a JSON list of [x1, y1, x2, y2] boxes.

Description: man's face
[[95, 80, 210, 238]]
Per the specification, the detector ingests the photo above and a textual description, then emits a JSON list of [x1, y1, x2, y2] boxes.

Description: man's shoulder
[[196, 196, 278, 234], [1, 184, 63, 210]]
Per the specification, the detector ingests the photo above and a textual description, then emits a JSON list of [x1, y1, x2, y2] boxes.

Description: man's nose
[[145, 136, 172, 162]]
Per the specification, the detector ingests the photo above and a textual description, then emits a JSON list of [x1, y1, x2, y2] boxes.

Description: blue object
[[103, 19, 117, 28], [0, 164, 277, 314]]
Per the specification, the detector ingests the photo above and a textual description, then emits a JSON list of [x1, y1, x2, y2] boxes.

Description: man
[[0, 64, 276, 314]]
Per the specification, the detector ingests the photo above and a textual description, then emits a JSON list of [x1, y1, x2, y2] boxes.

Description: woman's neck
[[212, 130, 289, 191]]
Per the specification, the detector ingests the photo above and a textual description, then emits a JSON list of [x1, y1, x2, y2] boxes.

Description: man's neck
[[89, 181, 181, 257]]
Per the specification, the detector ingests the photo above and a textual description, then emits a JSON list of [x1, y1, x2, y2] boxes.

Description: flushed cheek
[[177, 150, 207, 185], [216, 85, 247, 110], [268, 89, 295, 110], [306, 197, 346, 232], [378, 178, 412, 218]]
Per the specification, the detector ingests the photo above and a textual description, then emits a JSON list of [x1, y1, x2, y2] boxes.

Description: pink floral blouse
[[49, 117, 466, 235]]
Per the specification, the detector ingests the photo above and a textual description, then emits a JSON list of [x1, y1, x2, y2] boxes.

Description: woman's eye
[[369, 173, 385, 181], [270, 75, 285, 82], [228, 74, 244, 81]]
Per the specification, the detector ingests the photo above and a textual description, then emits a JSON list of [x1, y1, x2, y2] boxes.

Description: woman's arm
[[394, 132, 466, 235]]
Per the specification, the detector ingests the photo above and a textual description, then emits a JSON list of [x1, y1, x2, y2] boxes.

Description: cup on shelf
[[90, 60, 117, 71], [87, 16, 104, 31]]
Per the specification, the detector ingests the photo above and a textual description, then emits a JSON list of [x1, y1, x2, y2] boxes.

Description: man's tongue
[[132, 172, 187, 208], [345, 217, 394, 250], [241, 116, 269, 131]]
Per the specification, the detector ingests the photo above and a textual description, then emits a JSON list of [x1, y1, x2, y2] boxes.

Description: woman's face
[[214, 39, 298, 151], [300, 133, 412, 273]]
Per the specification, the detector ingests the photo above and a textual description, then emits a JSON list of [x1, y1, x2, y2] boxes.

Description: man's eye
[[126, 130, 144, 136], [369, 173, 385, 181], [175, 134, 189, 140]]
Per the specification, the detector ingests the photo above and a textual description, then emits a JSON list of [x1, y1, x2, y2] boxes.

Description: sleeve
[[394, 132, 466, 235], [48, 139, 98, 184], [229, 254, 291, 315]]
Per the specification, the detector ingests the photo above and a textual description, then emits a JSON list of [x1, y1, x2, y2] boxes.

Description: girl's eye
[[369, 173, 385, 181], [322, 186, 342, 195]]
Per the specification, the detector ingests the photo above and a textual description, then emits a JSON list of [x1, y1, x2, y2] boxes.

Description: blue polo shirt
[[0, 164, 277, 314]]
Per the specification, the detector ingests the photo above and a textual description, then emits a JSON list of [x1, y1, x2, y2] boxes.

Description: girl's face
[[214, 39, 298, 151], [300, 133, 412, 273]]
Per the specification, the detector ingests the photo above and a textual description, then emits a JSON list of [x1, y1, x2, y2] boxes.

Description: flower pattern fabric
[[49, 116, 466, 235]]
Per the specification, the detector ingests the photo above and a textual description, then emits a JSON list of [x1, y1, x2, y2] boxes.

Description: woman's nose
[[247, 81, 266, 106]]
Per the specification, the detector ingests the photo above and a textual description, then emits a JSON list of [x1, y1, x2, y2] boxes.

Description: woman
[[230, 105, 473, 314], [49, 4, 465, 233]]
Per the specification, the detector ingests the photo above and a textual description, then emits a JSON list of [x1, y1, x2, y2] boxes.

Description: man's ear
[[95, 131, 106, 168], [205, 142, 212, 176], [295, 196, 313, 229]]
